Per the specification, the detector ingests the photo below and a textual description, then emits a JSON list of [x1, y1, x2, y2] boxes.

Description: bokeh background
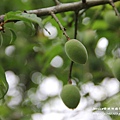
[[0, 0, 120, 120]]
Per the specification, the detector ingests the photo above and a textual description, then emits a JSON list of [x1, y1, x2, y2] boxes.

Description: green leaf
[[92, 20, 108, 30], [0, 65, 9, 99], [4, 11, 42, 27], [9, 29, 17, 44]]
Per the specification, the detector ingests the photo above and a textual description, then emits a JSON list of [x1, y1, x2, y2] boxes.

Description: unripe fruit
[[60, 84, 80, 109], [65, 39, 88, 64], [112, 59, 120, 81], [104, 10, 120, 27]]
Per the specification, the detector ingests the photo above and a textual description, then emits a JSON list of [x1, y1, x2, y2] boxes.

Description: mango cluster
[[65, 39, 88, 64]]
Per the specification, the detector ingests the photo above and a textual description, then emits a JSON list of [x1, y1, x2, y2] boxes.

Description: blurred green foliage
[[0, 0, 120, 120]]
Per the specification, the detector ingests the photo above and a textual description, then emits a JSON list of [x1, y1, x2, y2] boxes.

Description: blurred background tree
[[0, 0, 120, 120]]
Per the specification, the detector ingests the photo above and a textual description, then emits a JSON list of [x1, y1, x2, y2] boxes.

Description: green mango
[[60, 84, 80, 109], [65, 39, 88, 64]]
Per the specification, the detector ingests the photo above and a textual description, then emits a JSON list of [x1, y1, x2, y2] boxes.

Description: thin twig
[[53, 0, 61, 5], [68, 61, 74, 84], [50, 11, 70, 40], [109, 0, 120, 16], [79, 8, 88, 16], [74, 10, 79, 39], [44, 27, 51, 35]]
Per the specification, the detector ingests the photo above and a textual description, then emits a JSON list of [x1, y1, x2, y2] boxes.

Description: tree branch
[[27, 0, 119, 16], [0, 0, 119, 23]]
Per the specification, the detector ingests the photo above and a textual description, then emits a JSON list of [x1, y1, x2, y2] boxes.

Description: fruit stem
[[74, 10, 79, 39], [68, 61, 74, 84]]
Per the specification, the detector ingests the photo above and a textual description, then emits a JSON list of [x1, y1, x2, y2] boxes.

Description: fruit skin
[[112, 59, 120, 81], [65, 39, 88, 64], [60, 84, 80, 109]]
